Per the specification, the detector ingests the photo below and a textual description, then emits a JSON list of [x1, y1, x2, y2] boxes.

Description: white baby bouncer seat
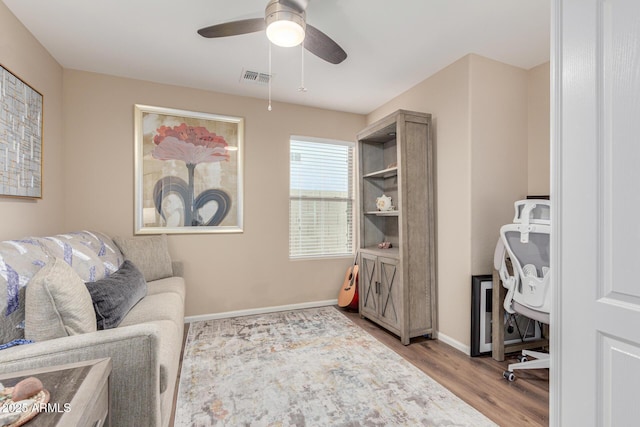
[[494, 199, 551, 381]]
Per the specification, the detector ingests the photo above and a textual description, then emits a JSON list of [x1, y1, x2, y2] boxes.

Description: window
[[289, 136, 355, 258]]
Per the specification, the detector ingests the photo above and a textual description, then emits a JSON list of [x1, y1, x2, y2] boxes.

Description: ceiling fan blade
[[198, 18, 266, 38], [304, 24, 347, 64], [279, 0, 309, 13]]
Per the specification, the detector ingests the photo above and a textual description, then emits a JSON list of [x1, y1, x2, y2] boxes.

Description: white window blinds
[[289, 137, 355, 258]]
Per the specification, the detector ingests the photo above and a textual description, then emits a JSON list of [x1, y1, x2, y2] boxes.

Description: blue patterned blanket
[[0, 231, 123, 345]]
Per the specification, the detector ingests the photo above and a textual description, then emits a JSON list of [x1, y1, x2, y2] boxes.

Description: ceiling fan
[[197, 0, 347, 65]]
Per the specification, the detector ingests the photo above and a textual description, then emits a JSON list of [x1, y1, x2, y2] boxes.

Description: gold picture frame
[[134, 104, 244, 234]]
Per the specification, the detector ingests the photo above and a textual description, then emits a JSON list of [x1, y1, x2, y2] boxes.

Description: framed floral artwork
[[134, 105, 243, 234]]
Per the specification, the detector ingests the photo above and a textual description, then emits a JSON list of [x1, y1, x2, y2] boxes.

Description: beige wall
[[61, 70, 365, 317], [368, 54, 548, 349], [528, 62, 551, 196], [0, 3, 65, 240], [470, 55, 528, 275], [2, 2, 551, 348], [368, 56, 472, 345]]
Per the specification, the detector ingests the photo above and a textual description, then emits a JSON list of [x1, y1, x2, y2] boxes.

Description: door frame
[[549, 1, 561, 422], [550, 1, 562, 425]]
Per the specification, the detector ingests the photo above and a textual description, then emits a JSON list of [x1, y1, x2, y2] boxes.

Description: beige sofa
[[0, 231, 185, 427]]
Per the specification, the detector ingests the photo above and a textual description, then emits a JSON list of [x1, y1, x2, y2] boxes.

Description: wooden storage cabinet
[[357, 109, 436, 345], [360, 251, 402, 332]]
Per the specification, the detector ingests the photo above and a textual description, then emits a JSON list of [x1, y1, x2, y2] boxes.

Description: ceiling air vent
[[240, 69, 273, 86]]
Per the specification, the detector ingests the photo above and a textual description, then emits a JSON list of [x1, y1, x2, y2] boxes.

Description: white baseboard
[[436, 331, 470, 356], [184, 299, 338, 323]]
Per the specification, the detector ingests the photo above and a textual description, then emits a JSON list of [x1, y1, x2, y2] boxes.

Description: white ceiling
[[3, 0, 550, 115]]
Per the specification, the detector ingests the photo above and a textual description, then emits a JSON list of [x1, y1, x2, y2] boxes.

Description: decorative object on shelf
[[134, 105, 244, 234], [375, 194, 393, 211], [0, 64, 43, 199], [377, 241, 392, 249]]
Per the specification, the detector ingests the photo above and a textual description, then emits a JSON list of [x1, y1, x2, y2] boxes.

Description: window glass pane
[[289, 199, 353, 257], [290, 141, 352, 198], [289, 138, 354, 258]]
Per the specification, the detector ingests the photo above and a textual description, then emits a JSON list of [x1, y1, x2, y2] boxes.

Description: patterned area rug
[[175, 306, 496, 426]]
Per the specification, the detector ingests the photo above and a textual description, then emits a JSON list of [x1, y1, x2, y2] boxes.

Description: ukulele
[[337, 253, 359, 310]]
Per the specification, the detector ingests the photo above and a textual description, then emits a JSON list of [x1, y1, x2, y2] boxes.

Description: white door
[[553, 0, 640, 425]]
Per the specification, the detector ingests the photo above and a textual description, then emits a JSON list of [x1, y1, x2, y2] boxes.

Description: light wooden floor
[[170, 308, 549, 427], [340, 309, 549, 427]]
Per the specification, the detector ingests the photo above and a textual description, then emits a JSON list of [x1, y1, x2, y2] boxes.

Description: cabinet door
[[359, 252, 378, 315], [378, 256, 401, 329]]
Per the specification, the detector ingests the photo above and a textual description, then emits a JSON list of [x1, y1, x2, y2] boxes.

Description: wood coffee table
[[0, 358, 111, 427]]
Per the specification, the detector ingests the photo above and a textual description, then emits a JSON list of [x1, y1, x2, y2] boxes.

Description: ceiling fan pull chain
[[298, 43, 307, 92], [268, 41, 273, 111]]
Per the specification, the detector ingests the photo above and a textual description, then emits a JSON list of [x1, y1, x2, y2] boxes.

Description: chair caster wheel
[[517, 354, 528, 363], [503, 370, 515, 382]]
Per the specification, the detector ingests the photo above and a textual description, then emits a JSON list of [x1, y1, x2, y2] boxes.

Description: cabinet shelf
[[364, 210, 399, 217], [363, 167, 398, 179], [361, 246, 400, 257]]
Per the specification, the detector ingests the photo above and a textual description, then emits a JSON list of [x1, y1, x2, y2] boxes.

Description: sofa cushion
[[38, 231, 123, 282], [0, 231, 124, 345], [113, 235, 173, 282], [0, 238, 50, 344], [146, 276, 186, 303], [118, 292, 184, 328], [85, 260, 148, 330], [25, 258, 97, 342]]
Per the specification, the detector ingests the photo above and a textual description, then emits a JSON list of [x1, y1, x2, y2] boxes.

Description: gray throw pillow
[[113, 235, 173, 282], [85, 260, 148, 330], [25, 258, 97, 342]]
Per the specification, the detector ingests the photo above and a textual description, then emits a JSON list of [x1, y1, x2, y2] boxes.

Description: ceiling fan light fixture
[[265, 1, 306, 47], [266, 19, 305, 47]]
